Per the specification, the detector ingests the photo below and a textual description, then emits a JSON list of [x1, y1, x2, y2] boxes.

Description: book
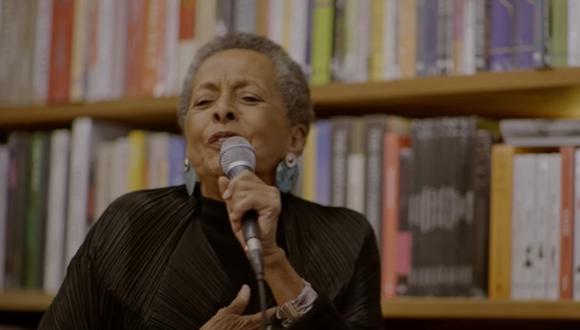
[[396, 148, 413, 296], [69, 0, 88, 103], [128, 130, 148, 191], [301, 122, 317, 202], [573, 147, 580, 300], [514, 0, 536, 69], [33, 0, 54, 104], [398, 0, 416, 78], [44, 130, 71, 294], [0, 146, 9, 289], [550, 0, 568, 67], [560, 146, 574, 299], [489, 0, 516, 71], [569, 0, 580, 67], [234, 0, 257, 33], [331, 117, 351, 207], [315, 120, 332, 206], [66, 118, 128, 268], [310, 0, 335, 85], [48, 0, 74, 104], [24, 132, 50, 289], [346, 118, 365, 214]]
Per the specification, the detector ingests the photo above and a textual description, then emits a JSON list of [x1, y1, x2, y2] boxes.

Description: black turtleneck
[[198, 195, 287, 314]]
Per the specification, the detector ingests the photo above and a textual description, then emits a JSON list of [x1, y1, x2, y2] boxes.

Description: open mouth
[[208, 131, 240, 146]]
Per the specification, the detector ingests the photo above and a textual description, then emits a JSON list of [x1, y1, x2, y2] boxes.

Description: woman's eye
[[241, 95, 261, 103], [195, 99, 212, 107]]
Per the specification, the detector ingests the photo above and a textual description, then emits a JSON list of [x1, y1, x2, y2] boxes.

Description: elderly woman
[[39, 33, 381, 329]]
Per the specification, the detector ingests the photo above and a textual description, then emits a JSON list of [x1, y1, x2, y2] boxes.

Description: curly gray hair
[[178, 33, 314, 133]]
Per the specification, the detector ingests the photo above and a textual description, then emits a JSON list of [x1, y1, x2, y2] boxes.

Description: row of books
[[0, 119, 185, 294], [296, 116, 580, 300], [3, 0, 580, 107]]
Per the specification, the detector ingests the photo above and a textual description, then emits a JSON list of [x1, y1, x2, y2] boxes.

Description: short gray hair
[[178, 33, 314, 133]]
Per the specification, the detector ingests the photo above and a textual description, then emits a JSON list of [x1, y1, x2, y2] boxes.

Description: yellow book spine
[[369, 0, 385, 81], [128, 130, 148, 191], [489, 144, 516, 300], [310, 0, 334, 86], [302, 124, 317, 202], [397, 0, 416, 79]]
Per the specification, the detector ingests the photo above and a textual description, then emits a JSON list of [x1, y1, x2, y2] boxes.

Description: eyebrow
[[195, 79, 264, 93]]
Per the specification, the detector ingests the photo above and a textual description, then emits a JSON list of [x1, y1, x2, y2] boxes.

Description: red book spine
[[48, 0, 75, 104]]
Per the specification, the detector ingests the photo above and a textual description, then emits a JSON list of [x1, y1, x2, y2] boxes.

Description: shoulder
[[81, 185, 194, 294]]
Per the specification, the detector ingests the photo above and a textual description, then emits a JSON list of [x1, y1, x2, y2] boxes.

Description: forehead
[[193, 48, 277, 86]]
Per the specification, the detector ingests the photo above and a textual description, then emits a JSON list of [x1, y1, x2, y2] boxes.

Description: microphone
[[219, 136, 264, 279]]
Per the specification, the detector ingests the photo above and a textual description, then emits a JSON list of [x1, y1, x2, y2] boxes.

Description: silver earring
[[276, 153, 299, 193], [184, 159, 197, 196]]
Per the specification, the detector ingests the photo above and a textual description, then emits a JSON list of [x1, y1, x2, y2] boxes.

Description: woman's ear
[[287, 124, 307, 156]]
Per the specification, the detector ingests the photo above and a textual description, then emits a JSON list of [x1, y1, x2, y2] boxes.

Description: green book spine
[[310, 0, 335, 85], [24, 132, 50, 289], [551, 0, 568, 67]]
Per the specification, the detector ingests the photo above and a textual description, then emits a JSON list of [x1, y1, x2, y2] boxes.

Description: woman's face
[[184, 49, 303, 184]]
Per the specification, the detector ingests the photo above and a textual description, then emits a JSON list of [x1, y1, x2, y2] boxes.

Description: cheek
[[184, 113, 221, 175], [250, 115, 290, 172]]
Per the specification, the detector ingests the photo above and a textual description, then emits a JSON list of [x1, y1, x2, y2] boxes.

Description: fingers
[[243, 307, 278, 324], [222, 284, 251, 315]]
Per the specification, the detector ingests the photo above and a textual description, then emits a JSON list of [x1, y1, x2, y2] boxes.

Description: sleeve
[[37, 252, 118, 329], [288, 226, 383, 330]]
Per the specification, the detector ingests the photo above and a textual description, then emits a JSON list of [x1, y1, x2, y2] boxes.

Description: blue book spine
[[490, 0, 516, 71], [514, 0, 535, 68], [315, 120, 332, 206], [168, 136, 186, 186]]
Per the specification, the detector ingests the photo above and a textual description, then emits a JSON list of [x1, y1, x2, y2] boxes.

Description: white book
[[511, 154, 535, 300], [267, 0, 285, 46], [32, 0, 53, 104], [346, 119, 365, 214], [44, 130, 71, 295], [0, 146, 9, 290], [533, 155, 549, 299], [545, 154, 562, 300], [70, 0, 89, 103], [147, 132, 170, 189], [196, 0, 217, 43], [289, 0, 309, 70], [461, 0, 476, 75], [162, 0, 180, 96], [65, 118, 127, 267], [568, 0, 580, 67], [111, 0, 128, 100], [574, 148, 580, 300]]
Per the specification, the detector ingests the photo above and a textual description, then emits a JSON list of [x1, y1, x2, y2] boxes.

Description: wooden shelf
[[382, 298, 580, 320], [1, 68, 580, 130], [0, 291, 53, 312]]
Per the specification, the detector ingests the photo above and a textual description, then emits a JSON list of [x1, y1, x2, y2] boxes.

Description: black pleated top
[[39, 185, 382, 329]]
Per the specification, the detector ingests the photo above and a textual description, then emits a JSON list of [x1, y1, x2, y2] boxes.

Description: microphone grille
[[219, 136, 256, 176]]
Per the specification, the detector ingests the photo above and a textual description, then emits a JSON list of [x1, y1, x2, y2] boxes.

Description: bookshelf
[[2, 69, 580, 328], [2, 68, 580, 131]]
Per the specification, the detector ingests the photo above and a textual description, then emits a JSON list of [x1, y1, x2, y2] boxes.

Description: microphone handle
[[242, 210, 264, 277]]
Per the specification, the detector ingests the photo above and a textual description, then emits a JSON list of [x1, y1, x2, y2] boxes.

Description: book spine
[[302, 123, 317, 202], [331, 0, 347, 81], [289, 0, 309, 70], [425, 0, 439, 76], [489, 0, 515, 71], [514, 0, 535, 69], [125, 0, 148, 97], [128, 130, 148, 191], [163, 0, 180, 96], [461, 0, 476, 74], [315, 120, 332, 206], [33, 0, 54, 104], [0, 146, 9, 289], [551, 0, 568, 67], [369, 0, 385, 81], [178, 0, 197, 92], [474, 0, 489, 71], [331, 118, 350, 207], [573, 147, 580, 300], [111, 0, 128, 99], [196, 0, 217, 43], [267, 0, 285, 45], [44, 130, 70, 294], [452, 0, 464, 74], [569, 0, 580, 67], [364, 116, 386, 246], [354, 0, 371, 82], [398, 0, 417, 78], [346, 118, 366, 214], [255, 0, 269, 36], [24, 132, 50, 289], [112, 137, 130, 199], [533, 155, 549, 299], [396, 148, 413, 296], [48, 0, 75, 104], [142, 0, 165, 97], [560, 147, 574, 299], [489, 145, 515, 300], [546, 154, 562, 300], [168, 135, 186, 186], [384, 0, 399, 79], [310, 0, 334, 85], [69, 0, 88, 103]]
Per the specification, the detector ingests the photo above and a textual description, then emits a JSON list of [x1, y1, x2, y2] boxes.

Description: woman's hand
[[218, 171, 281, 253], [200, 285, 275, 330]]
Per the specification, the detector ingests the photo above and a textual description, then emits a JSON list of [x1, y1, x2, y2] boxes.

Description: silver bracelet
[[275, 279, 318, 328]]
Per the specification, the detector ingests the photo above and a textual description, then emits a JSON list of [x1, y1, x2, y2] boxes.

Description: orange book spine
[[48, 0, 75, 104], [381, 133, 410, 299], [179, 0, 196, 40], [125, 0, 148, 98], [560, 146, 574, 299]]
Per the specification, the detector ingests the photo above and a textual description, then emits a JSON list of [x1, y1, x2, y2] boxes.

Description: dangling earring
[[184, 158, 197, 196], [276, 153, 299, 193]]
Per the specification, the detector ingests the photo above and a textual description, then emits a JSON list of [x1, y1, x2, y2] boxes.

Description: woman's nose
[[213, 99, 237, 123]]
